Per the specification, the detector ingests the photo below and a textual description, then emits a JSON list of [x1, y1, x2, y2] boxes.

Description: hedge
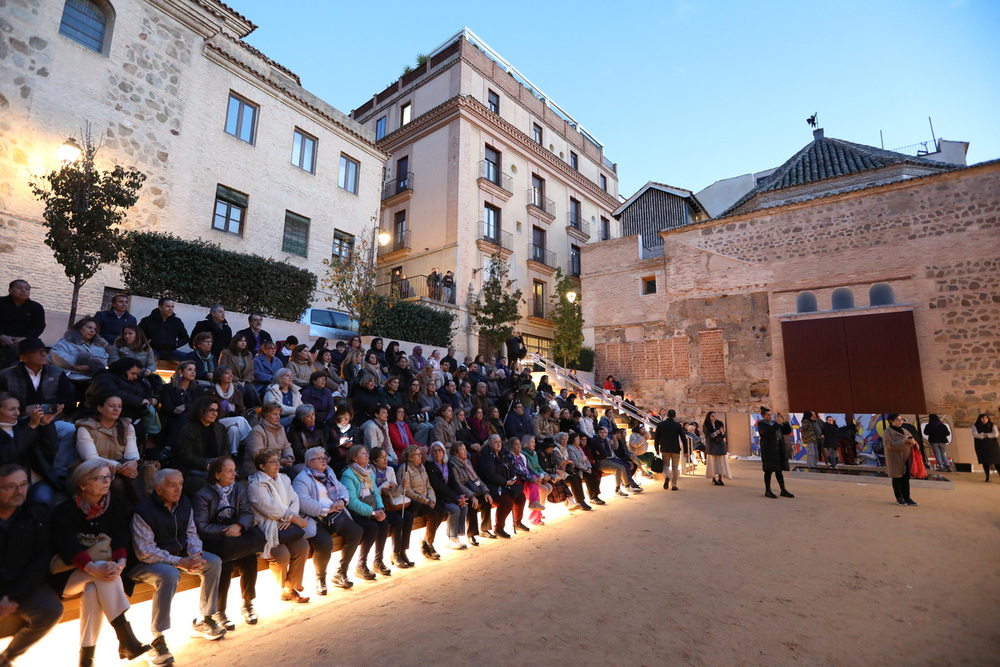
[[363, 294, 454, 347], [567, 346, 595, 372], [119, 232, 317, 321]]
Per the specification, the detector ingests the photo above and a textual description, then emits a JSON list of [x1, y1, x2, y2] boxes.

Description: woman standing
[[703, 412, 731, 486], [800, 411, 821, 468], [922, 414, 953, 472], [757, 408, 793, 499], [883, 414, 918, 504], [821, 416, 840, 469], [972, 414, 999, 482], [341, 445, 394, 578], [371, 446, 415, 568], [247, 448, 311, 603], [192, 456, 266, 628], [51, 458, 149, 666]]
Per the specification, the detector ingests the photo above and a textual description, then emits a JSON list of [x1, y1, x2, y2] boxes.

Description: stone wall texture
[[581, 162, 1000, 446]]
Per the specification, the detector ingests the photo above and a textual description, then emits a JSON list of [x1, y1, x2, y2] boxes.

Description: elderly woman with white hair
[[292, 446, 363, 593], [51, 458, 149, 666], [264, 368, 302, 428], [424, 441, 469, 550]]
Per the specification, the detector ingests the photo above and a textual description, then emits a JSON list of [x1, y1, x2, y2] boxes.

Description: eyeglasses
[[92, 475, 114, 483], [309, 455, 330, 462]]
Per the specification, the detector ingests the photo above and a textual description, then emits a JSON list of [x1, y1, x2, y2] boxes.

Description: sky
[[231, 0, 1000, 197]]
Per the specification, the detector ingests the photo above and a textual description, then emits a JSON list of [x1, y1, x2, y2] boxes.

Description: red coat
[[388, 422, 417, 460]]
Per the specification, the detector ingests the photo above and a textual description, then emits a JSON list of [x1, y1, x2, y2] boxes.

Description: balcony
[[477, 222, 514, 259], [374, 273, 458, 305], [381, 172, 414, 204], [526, 242, 557, 276], [566, 212, 590, 241], [477, 160, 513, 200], [529, 297, 550, 321], [378, 229, 411, 257], [526, 188, 556, 222]]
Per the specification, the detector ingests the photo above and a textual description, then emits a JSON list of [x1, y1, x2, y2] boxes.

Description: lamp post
[[57, 137, 83, 164], [566, 290, 577, 303]]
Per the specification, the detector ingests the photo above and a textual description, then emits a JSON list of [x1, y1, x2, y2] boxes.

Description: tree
[[320, 222, 396, 332], [30, 133, 146, 326], [470, 252, 522, 353], [550, 268, 583, 367]]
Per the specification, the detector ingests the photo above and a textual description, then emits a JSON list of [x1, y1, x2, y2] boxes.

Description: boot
[[110, 612, 150, 660], [80, 646, 95, 667], [316, 573, 328, 596]]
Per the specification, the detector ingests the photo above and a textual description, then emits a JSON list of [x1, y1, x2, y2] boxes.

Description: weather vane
[[806, 112, 818, 129]]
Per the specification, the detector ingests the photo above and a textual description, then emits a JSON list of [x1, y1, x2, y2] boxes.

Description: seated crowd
[[0, 283, 654, 667]]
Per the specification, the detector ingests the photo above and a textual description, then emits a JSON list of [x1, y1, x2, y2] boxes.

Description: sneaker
[[591, 498, 606, 505], [330, 572, 354, 588], [479, 530, 497, 539], [615, 489, 629, 497], [446, 538, 467, 550], [904, 499, 918, 506], [212, 611, 235, 632], [567, 502, 582, 512], [147, 636, 174, 665], [191, 616, 225, 640], [780, 489, 795, 498], [896, 497, 907, 505], [514, 522, 530, 532], [241, 603, 258, 625], [628, 485, 643, 493], [528, 501, 545, 510]]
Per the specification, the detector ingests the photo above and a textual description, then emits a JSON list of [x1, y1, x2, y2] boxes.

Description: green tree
[[550, 268, 583, 367], [30, 134, 145, 326], [320, 223, 396, 331], [470, 252, 522, 353]]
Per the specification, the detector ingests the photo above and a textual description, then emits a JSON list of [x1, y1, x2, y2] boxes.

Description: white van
[[301, 308, 359, 342]]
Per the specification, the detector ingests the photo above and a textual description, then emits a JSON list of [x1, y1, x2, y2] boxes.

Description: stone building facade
[[581, 132, 999, 461], [350, 29, 620, 357], [0, 0, 384, 324]]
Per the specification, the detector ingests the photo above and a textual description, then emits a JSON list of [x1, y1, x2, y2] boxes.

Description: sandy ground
[[10, 460, 1000, 666]]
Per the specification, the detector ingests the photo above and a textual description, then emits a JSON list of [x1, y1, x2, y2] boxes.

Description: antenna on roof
[[806, 113, 818, 129], [928, 116, 937, 147]]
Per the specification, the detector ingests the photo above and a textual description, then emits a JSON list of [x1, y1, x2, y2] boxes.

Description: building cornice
[[379, 95, 618, 210], [203, 42, 386, 160]]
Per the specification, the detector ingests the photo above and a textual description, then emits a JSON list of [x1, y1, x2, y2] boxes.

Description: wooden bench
[[58, 515, 427, 623]]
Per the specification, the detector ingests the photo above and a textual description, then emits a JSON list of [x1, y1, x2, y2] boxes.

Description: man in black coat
[[654, 409, 686, 491], [189, 304, 232, 359], [139, 298, 189, 362], [757, 407, 794, 499], [0, 464, 63, 665], [234, 314, 273, 356], [505, 333, 527, 364], [0, 280, 46, 370]]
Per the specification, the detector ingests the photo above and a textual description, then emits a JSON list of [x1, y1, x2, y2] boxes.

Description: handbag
[[51, 532, 113, 573], [548, 480, 569, 503], [651, 457, 665, 473]]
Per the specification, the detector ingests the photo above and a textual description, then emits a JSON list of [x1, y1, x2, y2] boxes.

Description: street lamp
[[377, 231, 391, 247], [57, 137, 82, 164], [566, 290, 577, 303]]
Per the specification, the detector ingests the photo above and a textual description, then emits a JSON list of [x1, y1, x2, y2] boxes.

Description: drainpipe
[[465, 282, 477, 358]]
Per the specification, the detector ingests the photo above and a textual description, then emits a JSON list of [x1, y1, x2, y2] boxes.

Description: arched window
[[831, 288, 855, 310], [796, 291, 818, 313], [869, 283, 895, 307], [59, 0, 113, 54]]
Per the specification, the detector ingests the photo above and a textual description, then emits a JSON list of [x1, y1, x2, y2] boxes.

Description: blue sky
[[233, 0, 1000, 197]]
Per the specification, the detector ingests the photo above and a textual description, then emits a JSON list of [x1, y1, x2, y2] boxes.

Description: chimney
[[813, 128, 825, 140]]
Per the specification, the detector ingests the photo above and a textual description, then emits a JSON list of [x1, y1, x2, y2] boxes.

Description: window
[[59, 0, 109, 53], [532, 123, 543, 144], [395, 156, 409, 192], [332, 229, 354, 262], [869, 283, 895, 307], [570, 151, 579, 170], [532, 226, 546, 262], [600, 174, 608, 191], [484, 145, 501, 185], [488, 90, 500, 114], [338, 155, 359, 194], [531, 174, 545, 209], [642, 276, 657, 295], [212, 185, 247, 236], [484, 203, 501, 241], [569, 198, 582, 228], [393, 210, 406, 247], [796, 291, 818, 313], [225, 93, 257, 144], [570, 245, 581, 277], [400, 102, 411, 126], [831, 288, 855, 310], [375, 116, 386, 141], [282, 211, 310, 257], [291, 129, 316, 173], [532, 281, 546, 318], [600, 216, 611, 241]]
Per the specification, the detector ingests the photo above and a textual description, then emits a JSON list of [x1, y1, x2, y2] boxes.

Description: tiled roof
[[721, 132, 960, 216]]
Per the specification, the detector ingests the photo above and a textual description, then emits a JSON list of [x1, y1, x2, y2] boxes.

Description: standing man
[[654, 409, 685, 491], [139, 298, 189, 362], [190, 304, 232, 359], [129, 469, 225, 665], [0, 280, 46, 370], [441, 347, 458, 378], [235, 314, 273, 356], [757, 407, 794, 499], [93, 293, 137, 342], [505, 332, 527, 365], [426, 268, 440, 301], [0, 463, 63, 666]]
